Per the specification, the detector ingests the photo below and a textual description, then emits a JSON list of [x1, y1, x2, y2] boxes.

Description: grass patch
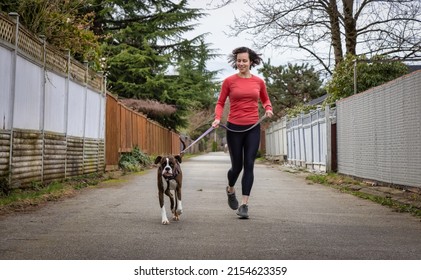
[[307, 172, 362, 186], [0, 172, 113, 215], [306, 172, 421, 218]]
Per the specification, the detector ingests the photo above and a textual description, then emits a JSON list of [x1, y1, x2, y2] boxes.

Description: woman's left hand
[[265, 110, 273, 118]]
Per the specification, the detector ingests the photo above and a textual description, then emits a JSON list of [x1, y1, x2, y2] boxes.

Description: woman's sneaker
[[236, 204, 249, 219], [226, 187, 238, 210]]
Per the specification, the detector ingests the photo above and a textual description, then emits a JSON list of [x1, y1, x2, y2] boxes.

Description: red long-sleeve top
[[215, 74, 272, 125]]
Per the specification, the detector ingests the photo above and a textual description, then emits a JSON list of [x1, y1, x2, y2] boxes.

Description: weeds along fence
[[0, 12, 181, 188]]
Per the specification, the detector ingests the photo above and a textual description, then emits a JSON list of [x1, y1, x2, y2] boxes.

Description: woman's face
[[236, 52, 251, 74]]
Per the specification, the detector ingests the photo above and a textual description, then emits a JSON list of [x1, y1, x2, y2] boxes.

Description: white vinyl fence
[[0, 13, 105, 187], [265, 117, 287, 161], [265, 106, 336, 172]]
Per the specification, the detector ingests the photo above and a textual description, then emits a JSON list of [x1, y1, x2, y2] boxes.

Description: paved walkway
[[0, 152, 420, 259]]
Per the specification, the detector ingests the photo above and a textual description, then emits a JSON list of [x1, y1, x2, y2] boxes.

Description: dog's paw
[[172, 215, 180, 221], [162, 219, 170, 225]]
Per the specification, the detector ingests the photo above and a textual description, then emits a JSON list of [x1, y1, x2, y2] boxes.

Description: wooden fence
[[105, 94, 181, 170]]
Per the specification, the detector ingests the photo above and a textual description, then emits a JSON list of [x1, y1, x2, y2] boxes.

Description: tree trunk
[[327, 0, 344, 66], [342, 0, 357, 55]]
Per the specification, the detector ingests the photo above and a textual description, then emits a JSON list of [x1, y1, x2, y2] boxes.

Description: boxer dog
[[154, 138, 186, 224]]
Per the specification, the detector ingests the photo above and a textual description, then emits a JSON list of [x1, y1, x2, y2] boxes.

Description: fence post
[[7, 12, 19, 185], [97, 71, 103, 172], [40, 35, 46, 183], [300, 112, 304, 166], [317, 106, 322, 165], [64, 50, 70, 179], [82, 61, 88, 174], [325, 105, 332, 172]]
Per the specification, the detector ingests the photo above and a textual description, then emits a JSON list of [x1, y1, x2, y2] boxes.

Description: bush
[[119, 146, 152, 172], [325, 54, 409, 104]]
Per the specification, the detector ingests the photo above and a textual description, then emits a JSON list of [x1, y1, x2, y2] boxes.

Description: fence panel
[[14, 56, 42, 130], [44, 71, 66, 133], [85, 89, 102, 139], [1, 12, 182, 185], [43, 133, 66, 182], [337, 70, 421, 188], [105, 95, 120, 169], [66, 137, 84, 177], [267, 106, 334, 172], [0, 47, 12, 130], [0, 12, 106, 187], [104, 93, 182, 169], [67, 82, 86, 137], [11, 131, 43, 185], [265, 117, 287, 161], [0, 132, 10, 177]]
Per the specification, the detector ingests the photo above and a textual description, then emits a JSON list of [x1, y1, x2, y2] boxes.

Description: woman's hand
[[265, 110, 273, 118], [212, 119, 220, 128]]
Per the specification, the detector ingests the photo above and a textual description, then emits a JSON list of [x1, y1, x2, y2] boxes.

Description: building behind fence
[[336, 70, 421, 188], [0, 12, 181, 187]]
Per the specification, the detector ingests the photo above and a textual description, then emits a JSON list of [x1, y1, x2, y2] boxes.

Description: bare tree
[[212, 0, 421, 74]]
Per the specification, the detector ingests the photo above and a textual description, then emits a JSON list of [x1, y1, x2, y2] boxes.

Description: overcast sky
[[186, 0, 304, 80]]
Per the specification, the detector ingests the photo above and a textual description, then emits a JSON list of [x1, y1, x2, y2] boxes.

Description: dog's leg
[[171, 189, 180, 221], [165, 186, 176, 220], [175, 181, 183, 216], [158, 176, 169, 225], [159, 193, 169, 225]]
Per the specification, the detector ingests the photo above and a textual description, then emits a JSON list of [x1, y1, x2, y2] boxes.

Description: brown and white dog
[[154, 139, 186, 225]]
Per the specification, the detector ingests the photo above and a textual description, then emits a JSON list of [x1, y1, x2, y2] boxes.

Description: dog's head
[[154, 155, 182, 179]]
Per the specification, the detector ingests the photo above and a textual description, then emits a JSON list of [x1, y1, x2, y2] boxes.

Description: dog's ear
[[175, 155, 182, 163], [154, 156, 162, 164]]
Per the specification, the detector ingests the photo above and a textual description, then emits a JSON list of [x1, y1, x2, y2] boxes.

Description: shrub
[[119, 146, 152, 172], [325, 54, 409, 104]]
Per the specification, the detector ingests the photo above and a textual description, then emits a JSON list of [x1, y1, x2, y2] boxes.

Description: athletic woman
[[212, 47, 273, 219]]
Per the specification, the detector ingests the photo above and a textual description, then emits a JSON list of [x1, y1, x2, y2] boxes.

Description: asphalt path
[[0, 152, 420, 260]]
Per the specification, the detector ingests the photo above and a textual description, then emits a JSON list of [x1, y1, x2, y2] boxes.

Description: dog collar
[[163, 171, 179, 182]]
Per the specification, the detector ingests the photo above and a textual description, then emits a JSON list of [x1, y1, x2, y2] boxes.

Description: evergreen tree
[[259, 62, 326, 118], [0, 0, 100, 63], [86, 0, 219, 130]]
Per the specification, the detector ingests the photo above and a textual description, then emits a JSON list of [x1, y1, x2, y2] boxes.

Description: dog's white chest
[[165, 178, 178, 190]]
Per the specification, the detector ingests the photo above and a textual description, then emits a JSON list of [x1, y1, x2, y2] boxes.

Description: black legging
[[226, 122, 261, 196]]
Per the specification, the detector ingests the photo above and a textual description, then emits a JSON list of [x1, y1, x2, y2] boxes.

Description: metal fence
[[336, 70, 421, 188]]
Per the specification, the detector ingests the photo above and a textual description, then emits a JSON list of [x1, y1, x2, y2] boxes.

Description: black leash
[[218, 115, 266, 133], [181, 115, 266, 154]]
